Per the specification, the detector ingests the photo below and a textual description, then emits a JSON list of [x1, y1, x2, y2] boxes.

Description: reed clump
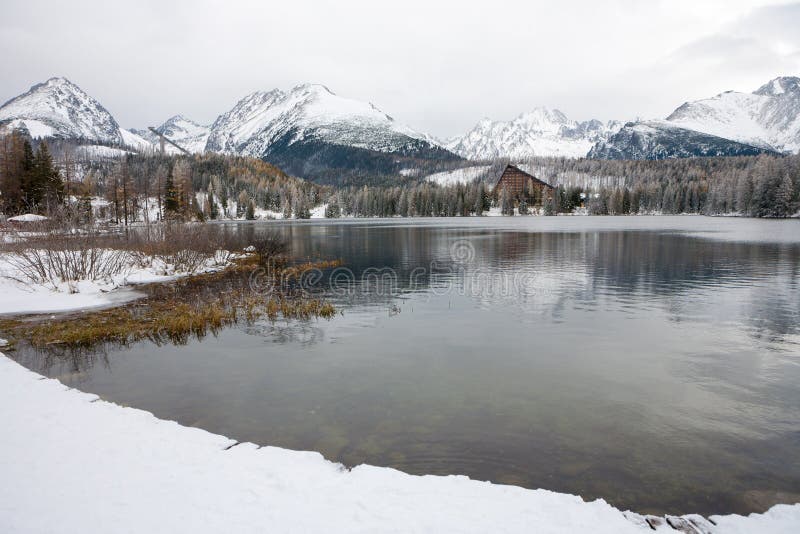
[[0, 257, 342, 350], [13, 294, 338, 349]]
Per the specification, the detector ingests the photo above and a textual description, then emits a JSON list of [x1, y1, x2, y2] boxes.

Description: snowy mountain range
[[446, 109, 622, 160], [666, 77, 800, 153], [1, 75, 799, 178], [591, 76, 800, 159]]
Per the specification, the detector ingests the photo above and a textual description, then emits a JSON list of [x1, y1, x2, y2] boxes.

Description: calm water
[[12, 216, 800, 515]]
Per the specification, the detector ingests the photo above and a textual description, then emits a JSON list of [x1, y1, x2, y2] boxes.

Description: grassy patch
[[0, 258, 341, 350]]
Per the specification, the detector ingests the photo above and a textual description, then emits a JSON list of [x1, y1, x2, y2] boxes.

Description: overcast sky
[[1, 0, 799, 138]]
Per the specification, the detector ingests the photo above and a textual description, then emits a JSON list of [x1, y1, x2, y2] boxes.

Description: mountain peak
[[754, 76, 800, 97], [290, 83, 335, 96], [164, 113, 189, 123], [161, 114, 206, 129], [0, 77, 123, 144], [43, 76, 75, 86]]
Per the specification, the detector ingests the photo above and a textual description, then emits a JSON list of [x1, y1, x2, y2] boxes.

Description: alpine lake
[[8, 216, 800, 516]]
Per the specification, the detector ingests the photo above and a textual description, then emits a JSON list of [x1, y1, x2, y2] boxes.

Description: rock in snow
[[1, 354, 798, 533], [587, 120, 773, 160]]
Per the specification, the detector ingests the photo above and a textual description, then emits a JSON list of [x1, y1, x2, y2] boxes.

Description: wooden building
[[492, 164, 554, 198]]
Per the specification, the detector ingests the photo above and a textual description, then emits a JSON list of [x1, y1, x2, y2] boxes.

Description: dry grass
[[0, 257, 341, 350], [3, 293, 337, 349], [0, 224, 341, 350]]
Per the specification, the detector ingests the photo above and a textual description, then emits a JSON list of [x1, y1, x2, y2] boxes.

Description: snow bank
[[310, 203, 328, 218], [426, 165, 492, 186], [8, 214, 49, 222], [0, 355, 797, 533], [0, 253, 229, 315], [75, 144, 133, 159]]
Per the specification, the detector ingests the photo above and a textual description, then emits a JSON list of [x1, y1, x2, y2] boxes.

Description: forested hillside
[[1, 131, 798, 221]]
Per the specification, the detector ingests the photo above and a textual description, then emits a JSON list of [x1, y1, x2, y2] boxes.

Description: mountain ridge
[[446, 108, 622, 160], [2, 75, 799, 176]]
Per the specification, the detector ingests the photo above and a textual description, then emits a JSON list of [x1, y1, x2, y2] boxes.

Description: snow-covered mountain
[[589, 76, 800, 159], [206, 83, 442, 155], [0, 77, 125, 145], [132, 115, 210, 154], [3, 75, 799, 174], [587, 120, 771, 160], [205, 83, 458, 182], [665, 76, 800, 154], [446, 108, 622, 160]]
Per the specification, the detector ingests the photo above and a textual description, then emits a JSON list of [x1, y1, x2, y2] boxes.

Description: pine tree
[[500, 188, 514, 216], [325, 200, 342, 218], [0, 133, 25, 215], [775, 174, 795, 218], [209, 194, 219, 220], [32, 141, 63, 214], [237, 190, 249, 218], [20, 140, 35, 210], [163, 167, 180, 218], [79, 193, 93, 224]]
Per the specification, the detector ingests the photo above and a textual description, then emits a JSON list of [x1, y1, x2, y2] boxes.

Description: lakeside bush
[[0, 223, 288, 286]]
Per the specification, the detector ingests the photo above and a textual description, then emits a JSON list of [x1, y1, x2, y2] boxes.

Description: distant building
[[492, 164, 554, 198]]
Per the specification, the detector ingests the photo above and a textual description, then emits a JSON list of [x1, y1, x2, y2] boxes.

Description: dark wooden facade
[[493, 165, 554, 198]]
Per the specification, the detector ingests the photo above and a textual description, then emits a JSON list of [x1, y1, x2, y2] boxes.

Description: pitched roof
[[491, 164, 554, 189]]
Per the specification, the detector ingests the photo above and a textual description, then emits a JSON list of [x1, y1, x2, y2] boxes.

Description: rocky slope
[[587, 120, 773, 160]]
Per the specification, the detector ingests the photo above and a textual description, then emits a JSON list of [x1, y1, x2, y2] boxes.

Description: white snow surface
[[447, 108, 622, 160], [1, 354, 797, 534], [310, 203, 328, 218], [426, 165, 493, 185], [120, 128, 155, 152], [206, 83, 439, 155], [0, 251, 230, 315], [75, 144, 134, 159], [7, 214, 48, 222]]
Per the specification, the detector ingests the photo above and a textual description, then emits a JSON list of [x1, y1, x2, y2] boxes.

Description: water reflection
[[8, 217, 800, 516]]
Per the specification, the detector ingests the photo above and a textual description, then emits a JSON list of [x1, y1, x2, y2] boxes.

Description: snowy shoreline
[[1, 354, 798, 533], [0, 250, 231, 315]]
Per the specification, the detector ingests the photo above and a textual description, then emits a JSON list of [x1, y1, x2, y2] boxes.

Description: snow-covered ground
[[7, 213, 49, 222], [1, 354, 797, 533], [426, 165, 492, 186], [310, 203, 328, 218], [0, 251, 231, 315], [75, 144, 134, 159]]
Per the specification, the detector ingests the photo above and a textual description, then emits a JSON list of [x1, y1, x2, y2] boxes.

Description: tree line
[[1, 133, 798, 221], [0, 133, 65, 216], [517, 153, 800, 217]]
